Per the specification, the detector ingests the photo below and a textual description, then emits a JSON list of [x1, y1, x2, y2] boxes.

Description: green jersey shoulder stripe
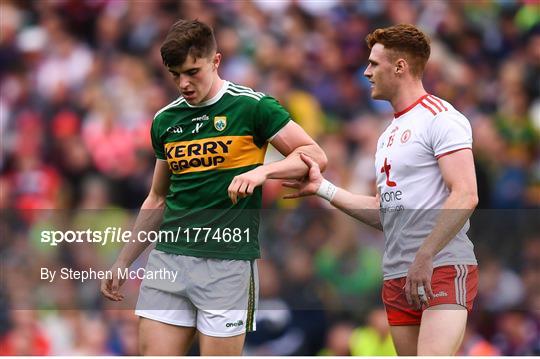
[[154, 97, 185, 119], [225, 90, 262, 101], [228, 85, 264, 99], [229, 83, 265, 97], [228, 87, 263, 96], [227, 88, 264, 99], [226, 85, 264, 100]]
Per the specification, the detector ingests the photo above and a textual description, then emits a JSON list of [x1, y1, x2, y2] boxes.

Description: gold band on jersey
[[164, 136, 267, 175]]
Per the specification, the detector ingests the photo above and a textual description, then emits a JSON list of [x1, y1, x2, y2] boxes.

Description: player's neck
[[206, 76, 225, 100], [390, 82, 427, 115]]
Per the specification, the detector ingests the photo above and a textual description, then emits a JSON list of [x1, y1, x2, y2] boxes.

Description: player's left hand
[[228, 167, 267, 204], [404, 251, 434, 310]]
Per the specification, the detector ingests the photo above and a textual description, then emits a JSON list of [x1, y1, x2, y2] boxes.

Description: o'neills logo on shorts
[[433, 291, 448, 298], [164, 136, 266, 174], [226, 320, 244, 328]]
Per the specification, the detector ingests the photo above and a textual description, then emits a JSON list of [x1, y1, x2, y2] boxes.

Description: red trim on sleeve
[[420, 100, 437, 115], [394, 94, 429, 118], [436, 147, 472, 159]]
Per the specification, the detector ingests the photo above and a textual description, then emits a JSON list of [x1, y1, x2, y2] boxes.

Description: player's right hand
[[282, 153, 323, 199], [100, 263, 126, 301]]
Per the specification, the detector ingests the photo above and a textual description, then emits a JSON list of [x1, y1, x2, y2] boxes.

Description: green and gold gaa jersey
[[151, 81, 290, 260]]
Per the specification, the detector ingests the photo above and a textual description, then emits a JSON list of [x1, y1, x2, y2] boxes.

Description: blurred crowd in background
[[1, 0, 540, 355]]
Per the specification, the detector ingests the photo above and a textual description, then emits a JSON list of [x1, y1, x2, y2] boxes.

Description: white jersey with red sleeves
[[374, 94, 477, 280]]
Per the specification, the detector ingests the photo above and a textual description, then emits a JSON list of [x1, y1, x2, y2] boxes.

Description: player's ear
[[213, 53, 222, 70], [395, 58, 407, 75]]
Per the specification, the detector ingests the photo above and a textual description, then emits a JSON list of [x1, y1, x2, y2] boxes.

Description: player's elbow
[[143, 192, 167, 209], [449, 182, 478, 209], [468, 192, 479, 209], [314, 146, 328, 172], [296, 143, 327, 172], [458, 189, 478, 209]]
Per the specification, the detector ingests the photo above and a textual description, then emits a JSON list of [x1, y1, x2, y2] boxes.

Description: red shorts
[[382, 265, 478, 326]]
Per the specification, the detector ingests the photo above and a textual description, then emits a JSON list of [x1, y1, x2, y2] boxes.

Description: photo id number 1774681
[[183, 227, 250, 243]]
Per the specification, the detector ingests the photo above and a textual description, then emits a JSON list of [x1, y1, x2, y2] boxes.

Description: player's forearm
[[330, 188, 382, 231], [416, 190, 478, 259], [259, 144, 327, 180], [114, 194, 166, 267]]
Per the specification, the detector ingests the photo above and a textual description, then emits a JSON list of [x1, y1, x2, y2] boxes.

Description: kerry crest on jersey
[[214, 116, 227, 131]]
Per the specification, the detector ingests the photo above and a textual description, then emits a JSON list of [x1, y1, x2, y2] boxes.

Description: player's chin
[[370, 89, 382, 99], [185, 97, 201, 105], [371, 90, 388, 101]]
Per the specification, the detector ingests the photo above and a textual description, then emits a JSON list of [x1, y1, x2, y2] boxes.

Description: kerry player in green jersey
[[100, 19, 326, 355]]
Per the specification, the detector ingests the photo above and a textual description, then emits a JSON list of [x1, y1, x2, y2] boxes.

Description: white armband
[[316, 179, 337, 202]]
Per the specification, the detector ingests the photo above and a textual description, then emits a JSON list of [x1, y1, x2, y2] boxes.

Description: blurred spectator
[[66, 312, 113, 355], [459, 324, 501, 356], [349, 308, 396, 356], [493, 309, 540, 355], [477, 257, 526, 312], [0, 310, 51, 355], [318, 321, 354, 356], [314, 241, 381, 301]]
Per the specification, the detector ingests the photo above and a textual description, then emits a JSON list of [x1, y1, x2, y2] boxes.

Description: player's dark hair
[[161, 19, 217, 67], [365, 24, 431, 77]]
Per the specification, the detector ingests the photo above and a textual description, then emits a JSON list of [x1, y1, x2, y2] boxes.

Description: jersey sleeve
[[429, 112, 472, 158], [253, 96, 291, 147], [150, 117, 166, 160]]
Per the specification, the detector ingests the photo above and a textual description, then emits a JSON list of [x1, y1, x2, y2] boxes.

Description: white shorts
[[135, 250, 258, 337]]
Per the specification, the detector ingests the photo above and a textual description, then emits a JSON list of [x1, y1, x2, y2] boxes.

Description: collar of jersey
[[394, 94, 429, 118], [183, 80, 229, 108]]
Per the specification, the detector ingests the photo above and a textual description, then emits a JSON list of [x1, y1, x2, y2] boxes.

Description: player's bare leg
[[389, 325, 420, 355], [138, 317, 196, 355], [417, 304, 467, 355], [199, 332, 246, 356]]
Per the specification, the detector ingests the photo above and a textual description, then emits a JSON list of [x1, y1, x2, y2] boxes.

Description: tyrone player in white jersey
[[284, 24, 478, 355]]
